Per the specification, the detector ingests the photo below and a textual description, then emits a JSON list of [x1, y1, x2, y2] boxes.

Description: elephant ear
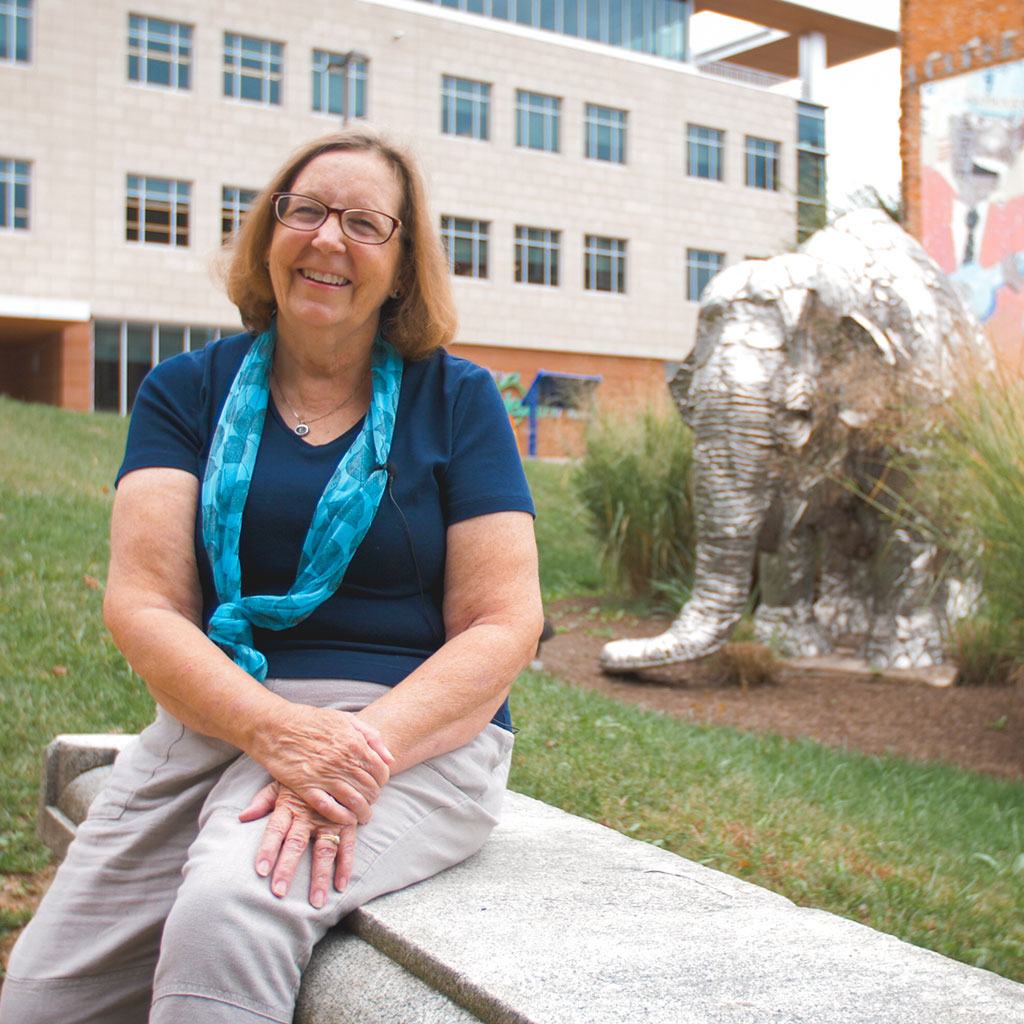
[[668, 357, 696, 425], [780, 291, 903, 447]]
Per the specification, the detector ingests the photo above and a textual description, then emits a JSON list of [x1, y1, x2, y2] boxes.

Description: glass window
[[516, 91, 560, 152], [0, 157, 29, 229], [687, 124, 723, 181], [221, 185, 257, 242], [126, 323, 152, 412], [584, 235, 626, 293], [797, 201, 828, 242], [127, 14, 192, 89], [798, 151, 826, 203], [158, 325, 185, 362], [440, 216, 489, 278], [515, 226, 559, 286], [223, 32, 283, 104], [686, 248, 723, 301], [312, 49, 368, 118], [798, 101, 826, 151], [93, 322, 232, 413], [441, 76, 490, 140], [414, 0, 687, 60], [797, 102, 827, 242], [93, 321, 120, 412], [745, 136, 780, 191], [126, 175, 190, 246], [584, 104, 627, 163], [0, 0, 31, 63]]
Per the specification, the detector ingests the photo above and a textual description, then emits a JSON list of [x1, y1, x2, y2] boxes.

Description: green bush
[[883, 373, 1024, 683], [573, 407, 696, 598]]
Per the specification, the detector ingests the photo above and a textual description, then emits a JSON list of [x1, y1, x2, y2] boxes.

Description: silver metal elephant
[[600, 210, 991, 675]]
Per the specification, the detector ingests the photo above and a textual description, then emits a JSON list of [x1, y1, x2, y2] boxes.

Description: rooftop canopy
[[692, 0, 898, 76]]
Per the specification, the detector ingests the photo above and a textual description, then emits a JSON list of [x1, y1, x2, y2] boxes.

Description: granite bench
[[38, 734, 1024, 1024]]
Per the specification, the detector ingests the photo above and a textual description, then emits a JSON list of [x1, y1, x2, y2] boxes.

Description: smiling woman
[[0, 128, 543, 1024]]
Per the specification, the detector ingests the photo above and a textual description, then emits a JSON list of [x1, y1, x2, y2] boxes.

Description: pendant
[[294, 423, 310, 437]]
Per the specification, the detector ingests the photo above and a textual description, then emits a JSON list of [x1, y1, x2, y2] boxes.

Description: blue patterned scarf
[[201, 324, 403, 680]]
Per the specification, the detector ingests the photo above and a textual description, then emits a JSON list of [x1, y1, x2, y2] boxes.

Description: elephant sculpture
[[600, 209, 991, 674]]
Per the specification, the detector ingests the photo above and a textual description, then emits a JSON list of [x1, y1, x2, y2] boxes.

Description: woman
[[1, 128, 543, 1023]]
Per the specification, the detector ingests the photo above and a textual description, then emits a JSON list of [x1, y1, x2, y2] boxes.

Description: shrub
[[573, 407, 696, 598], [708, 642, 779, 689], [883, 372, 1024, 684]]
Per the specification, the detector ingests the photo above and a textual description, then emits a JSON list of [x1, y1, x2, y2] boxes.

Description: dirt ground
[[540, 600, 1024, 781]]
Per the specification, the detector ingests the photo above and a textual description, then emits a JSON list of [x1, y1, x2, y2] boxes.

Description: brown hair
[[223, 127, 457, 359]]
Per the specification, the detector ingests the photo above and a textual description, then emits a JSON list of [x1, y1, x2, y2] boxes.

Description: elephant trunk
[[601, 338, 778, 672]]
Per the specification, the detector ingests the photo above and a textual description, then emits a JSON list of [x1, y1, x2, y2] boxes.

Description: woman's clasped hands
[[241, 705, 395, 906]]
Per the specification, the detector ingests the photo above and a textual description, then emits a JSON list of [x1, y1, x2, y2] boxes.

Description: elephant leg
[[862, 527, 946, 669], [753, 527, 832, 657]]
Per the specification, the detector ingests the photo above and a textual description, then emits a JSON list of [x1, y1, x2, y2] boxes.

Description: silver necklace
[[271, 370, 364, 437]]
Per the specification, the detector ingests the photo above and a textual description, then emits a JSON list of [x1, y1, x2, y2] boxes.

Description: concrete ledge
[[40, 735, 1024, 1023]]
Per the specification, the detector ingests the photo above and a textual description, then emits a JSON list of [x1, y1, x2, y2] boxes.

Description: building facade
[[0, 0, 893, 453], [901, 0, 1024, 368]]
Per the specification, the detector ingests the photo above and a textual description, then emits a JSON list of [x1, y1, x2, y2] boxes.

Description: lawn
[[1, 397, 1022, 982]]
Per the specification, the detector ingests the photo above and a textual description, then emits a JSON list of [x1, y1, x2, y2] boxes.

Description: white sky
[[690, 0, 902, 208]]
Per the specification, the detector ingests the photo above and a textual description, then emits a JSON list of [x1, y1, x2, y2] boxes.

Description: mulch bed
[[539, 599, 1024, 781]]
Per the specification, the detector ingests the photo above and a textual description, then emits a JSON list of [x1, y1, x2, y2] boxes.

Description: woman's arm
[[104, 467, 392, 824], [241, 508, 542, 903], [357, 509, 544, 773]]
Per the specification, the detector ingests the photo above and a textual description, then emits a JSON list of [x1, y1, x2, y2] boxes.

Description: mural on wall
[[921, 59, 1024, 361]]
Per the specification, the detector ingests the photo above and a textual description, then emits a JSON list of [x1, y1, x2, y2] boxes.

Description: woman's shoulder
[[403, 347, 501, 402]]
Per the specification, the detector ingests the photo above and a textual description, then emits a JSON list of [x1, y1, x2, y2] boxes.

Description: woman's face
[[266, 149, 405, 347]]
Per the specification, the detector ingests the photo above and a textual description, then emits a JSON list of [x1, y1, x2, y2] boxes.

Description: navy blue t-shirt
[[116, 332, 535, 730]]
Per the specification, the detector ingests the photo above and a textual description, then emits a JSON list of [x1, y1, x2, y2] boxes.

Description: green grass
[[0, 398, 155, 872], [2, 396, 1023, 983], [524, 460, 604, 601], [509, 671, 1024, 981]]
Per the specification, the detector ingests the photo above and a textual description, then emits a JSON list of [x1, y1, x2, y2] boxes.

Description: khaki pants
[[1, 680, 513, 1024]]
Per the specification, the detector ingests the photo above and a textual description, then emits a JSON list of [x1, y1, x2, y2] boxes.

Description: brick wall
[[901, 0, 1024, 239], [59, 323, 93, 412], [449, 341, 670, 458]]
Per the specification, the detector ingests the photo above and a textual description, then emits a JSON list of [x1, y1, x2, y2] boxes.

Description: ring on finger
[[315, 831, 342, 847]]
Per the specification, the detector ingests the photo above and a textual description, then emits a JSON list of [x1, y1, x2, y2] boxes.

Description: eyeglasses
[[271, 192, 401, 245]]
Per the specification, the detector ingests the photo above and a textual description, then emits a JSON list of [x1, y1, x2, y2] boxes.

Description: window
[[798, 101, 826, 151], [797, 102, 827, 241], [516, 91, 560, 152], [687, 124, 723, 181], [128, 15, 192, 88], [584, 235, 626, 293], [0, 0, 30, 63], [515, 226, 559, 286], [93, 321, 234, 414], [686, 248, 723, 301], [745, 136, 780, 191], [584, 104, 627, 163], [416, 0, 688, 61], [441, 76, 490, 139], [223, 33, 283, 104], [126, 175, 190, 246], [312, 49, 367, 118], [221, 186, 257, 242], [0, 158, 29, 229], [440, 216, 489, 278]]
